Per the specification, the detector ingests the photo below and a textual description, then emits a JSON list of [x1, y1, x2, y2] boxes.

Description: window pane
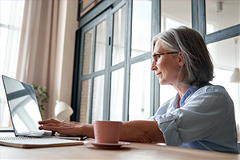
[[110, 68, 124, 121], [83, 29, 93, 75], [80, 0, 100, 17], [80, 79, 91, 123], [159, 0, 191, 106], [92, 75, 104, 121], [160, 85, 177, 108], [131, 1, 151, 58], [82, 0, 93, 9], [0, 27, 8, 75], [112, 5, 126, 66], [206, 0, 240, 34], [210, 68, 238, 118], [129, 59, 151, 120], [0, 1, 12, 25], [207, 36, 240, 123], [161, 0, 191, 32], [95, 20, 106, 72], [207, 37, 239, 70]]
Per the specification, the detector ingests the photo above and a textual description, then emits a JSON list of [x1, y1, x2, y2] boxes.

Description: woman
[[39, 26, 239, 153]]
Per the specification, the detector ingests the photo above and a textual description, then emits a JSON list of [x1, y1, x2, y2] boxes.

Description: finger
[[38, 118, 53, 124], [39, 125, 59, 132], [39, 118, 60, 124], [41, 122, 61, 127]]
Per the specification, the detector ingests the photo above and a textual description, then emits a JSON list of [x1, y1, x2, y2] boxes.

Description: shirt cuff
[[154, 113, 182, 146]]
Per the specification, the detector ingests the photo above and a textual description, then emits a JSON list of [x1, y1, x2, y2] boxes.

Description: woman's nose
[[151, 61, 157, 71]]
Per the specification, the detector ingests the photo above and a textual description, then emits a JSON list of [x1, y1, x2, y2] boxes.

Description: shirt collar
[[180, 86, 198, 107]]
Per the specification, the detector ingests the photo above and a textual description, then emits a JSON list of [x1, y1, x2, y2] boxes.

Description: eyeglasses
[[152, 52, 179, 64]]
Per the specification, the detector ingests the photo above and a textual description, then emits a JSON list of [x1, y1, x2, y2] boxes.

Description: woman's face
[[151, 40, 183, 86]]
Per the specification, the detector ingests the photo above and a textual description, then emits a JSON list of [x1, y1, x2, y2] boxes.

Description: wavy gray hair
[[152, 26, 214, 87]]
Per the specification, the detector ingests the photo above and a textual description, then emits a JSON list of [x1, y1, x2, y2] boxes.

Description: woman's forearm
[[39, 119, 164, 143], [84, 120, 165, 143], [120, 120, 165, 143]]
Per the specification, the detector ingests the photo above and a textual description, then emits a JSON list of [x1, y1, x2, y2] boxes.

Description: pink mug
[[93, 121, 122, 143]]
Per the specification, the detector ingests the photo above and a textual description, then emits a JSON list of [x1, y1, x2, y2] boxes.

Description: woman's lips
[[156, 72, 161, 76]]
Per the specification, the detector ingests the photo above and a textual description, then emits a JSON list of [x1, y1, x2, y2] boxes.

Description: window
[[129, 59, 151, 120], [206, 0, 240, 34], [110, 68, 124, 121], [79, 0, 101, 18], [128, 0, 152, 120], [208, 36, 240, 121], [0, 0, 25, 80], [76, 1, 153, 123], [161, 0, 192, 31], [0, 0, 25, 128], [205, 0, 240, 138], [73, 0, 240, 125], [160, 0, 191, 108], [110, 5, 126, 121], [131, 0, 151, 58]]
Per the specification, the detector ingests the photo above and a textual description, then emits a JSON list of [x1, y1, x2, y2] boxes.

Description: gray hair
[[152, 26, 214, 87]]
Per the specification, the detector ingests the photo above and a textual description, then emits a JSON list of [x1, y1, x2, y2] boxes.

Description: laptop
[[0, 75, 84, 148]]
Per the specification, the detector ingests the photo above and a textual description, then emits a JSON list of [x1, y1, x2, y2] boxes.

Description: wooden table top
[[1, 132, 240, 159]]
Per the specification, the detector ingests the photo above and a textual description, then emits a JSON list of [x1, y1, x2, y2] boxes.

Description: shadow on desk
[[88, 146, 132, 151]]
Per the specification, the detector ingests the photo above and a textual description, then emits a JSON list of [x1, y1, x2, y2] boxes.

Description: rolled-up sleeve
[[155, 113, 182, 146], [152, 88, 229, 147]]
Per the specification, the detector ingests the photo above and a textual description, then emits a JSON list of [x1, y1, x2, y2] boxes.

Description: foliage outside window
[[33, 85, 49, 119]]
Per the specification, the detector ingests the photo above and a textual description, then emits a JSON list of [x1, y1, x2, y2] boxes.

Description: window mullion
[[192, 0, 206, 39], [71, 29, 80, 121], [87, 26, 97, 123], [88, 78, 94, 124], [122, 0, 132, 122], [102, 13, 113, 121], [0, 24, 9, 28], [151, 0, 161, 115], [205, 25, 240, 44]]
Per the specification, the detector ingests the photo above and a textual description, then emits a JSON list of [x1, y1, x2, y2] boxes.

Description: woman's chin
[[159, 79, 166, 85], [159, 79, 171, 85]]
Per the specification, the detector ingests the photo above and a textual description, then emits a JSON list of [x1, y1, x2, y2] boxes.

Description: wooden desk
[[1, 132, 240, 159]]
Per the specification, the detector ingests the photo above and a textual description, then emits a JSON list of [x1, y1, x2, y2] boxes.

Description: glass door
[[78, 9, 110, 124], [109, 2, 127, 121], [76, 1, 155, 123], [77, 1, 129, 123]]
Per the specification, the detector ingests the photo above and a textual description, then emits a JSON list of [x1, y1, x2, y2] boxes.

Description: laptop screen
[[2, 75, 42, 136]]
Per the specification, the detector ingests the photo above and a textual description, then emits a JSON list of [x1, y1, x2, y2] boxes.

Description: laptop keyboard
[[0, 136, 52, 140]]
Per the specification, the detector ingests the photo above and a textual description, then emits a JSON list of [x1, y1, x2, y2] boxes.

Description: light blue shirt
[[150, 85, 239, 154]]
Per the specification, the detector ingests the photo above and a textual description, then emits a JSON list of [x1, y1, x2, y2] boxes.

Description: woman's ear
[[178, 52, 185, 66]]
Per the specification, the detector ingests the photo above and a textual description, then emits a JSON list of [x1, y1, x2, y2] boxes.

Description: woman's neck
[[173, 83, 191, 99]]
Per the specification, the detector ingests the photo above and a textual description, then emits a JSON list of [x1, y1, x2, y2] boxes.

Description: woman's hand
[[38, 118, 94, 137], [38, 119, 164, 143]]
